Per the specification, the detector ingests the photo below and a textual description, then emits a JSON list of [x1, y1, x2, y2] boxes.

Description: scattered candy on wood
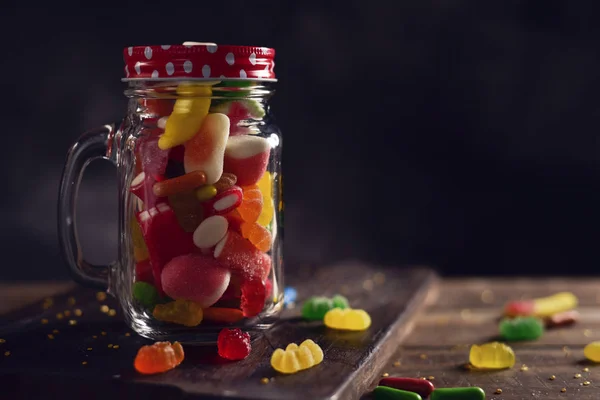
[[499, 316, 544, 341], [378, 377, 434, 398], [270, 339, 323, 374], [183, 112, 229, 184], [134, 341, 184, 374], [324, 308, 371, 331], [469, 342, 515, 369], [430, 387, 485, 400]]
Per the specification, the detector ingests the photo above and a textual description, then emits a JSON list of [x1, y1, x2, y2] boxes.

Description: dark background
[[2, 1, 599, 281]]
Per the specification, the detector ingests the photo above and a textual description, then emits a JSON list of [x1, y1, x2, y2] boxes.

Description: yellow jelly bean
[[158, 84, 212, 150], [131, 217, 149, 262], [324, 308, 371, 331], [256, 172, 274, 227], [195, 185, 218, 202], [270, 339, 323, 374], [584, 341, 600, 362], [533, 292, 578, 317], [469, 342, 515, 369], [153, 299, 203, 327]]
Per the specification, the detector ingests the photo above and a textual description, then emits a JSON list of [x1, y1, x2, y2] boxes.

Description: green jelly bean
[[374, 386, 422, 400], [499, 316, 544, 341], [430, 387, 485, 400], [301, 295, 349, 320], [132, 282, 161, 309]]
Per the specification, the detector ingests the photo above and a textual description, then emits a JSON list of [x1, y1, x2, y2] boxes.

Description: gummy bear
[[499, 316, 544, 341], [240, 221, 272, 252], [469, 342, 515, 369], [133, 281, 161, 309], [237, 185, 263, 223], [301, 295, 349, 321], [153, 299, 203, 327], [217, 328, 251, 360], [134, 341, 184, 374], [270, 339, 324, 374], [324, 308, 371, 331], [256, 172, 274, 227], [241, 278, 267, 317]]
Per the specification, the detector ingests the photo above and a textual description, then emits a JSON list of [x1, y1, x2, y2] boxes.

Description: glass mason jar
[[58, 43, 282, 342]]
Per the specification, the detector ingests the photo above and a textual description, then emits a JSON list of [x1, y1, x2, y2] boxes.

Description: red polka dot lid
[[123, 42, 276, 81]]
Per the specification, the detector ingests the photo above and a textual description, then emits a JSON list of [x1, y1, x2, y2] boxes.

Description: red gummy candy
[[135, 259, 154, 284], [217, 328, 251, 361], [241, 278, 267, 317], [134, 341, 184, 374], [504, 300, 535, 317]]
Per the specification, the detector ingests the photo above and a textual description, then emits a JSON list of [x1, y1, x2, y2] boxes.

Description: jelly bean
[[373, 386, 422, 400], [153, 299, 204, 327], [223, 135, 271, 186], [545, 310, 579, 328], [217, 328, 251, 361], [168, 191, 205, 232], [256, 172, 274, 227], [203, 307, 244, 323], [204, 186, 244, 216], [379, 377, 434, 398], [241, 278, 267, 317], [134, 341, 184, 375], [283, 287, 297, 306], [302, 295, 349, 320], [533, 292, 578, 317], [183, 113, 229, 184], [430, 387, 485, 400], [214, 231, 271, 280], [131, 217, 149, 262], [584, 341, 600, 362], [240, 221, 272, 252], [469, 342, 515, 369], [133, 281, 161, 309], [136, 203, 196, 295], [324, 308, 371, 331], [135, 260, 153, 284], [193, 215, 229, 250], [499, 316, 544, 341], [158, 84, 212, 150], [270, 339, 324, 374], [152, 170, 207, 197], [237, 185, 263, 223], [195, 185, 217, 202], [161, 254, 230, 308], [130, 171, 164, 209], [213, 172, 238, 193]]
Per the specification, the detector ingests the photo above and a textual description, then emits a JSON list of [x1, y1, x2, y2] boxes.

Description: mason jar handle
[[58, 124, 117, 289]]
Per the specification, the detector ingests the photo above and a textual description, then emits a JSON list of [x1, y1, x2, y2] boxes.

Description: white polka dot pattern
[[240, 69, 247, 78], [225, 52, 235, 66], [183, 60, 193, 73], [144, 47, 152, 60], [134, 62, 141, 75], [202, 65, 211, 78], [249, 53, 256, 65], [165, 62, 174, 76], [151, 70, 159, 78]]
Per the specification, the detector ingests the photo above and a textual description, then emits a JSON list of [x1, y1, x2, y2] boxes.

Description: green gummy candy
[[374, 386, 422, 400], [499, 316, 544, 341], [332, 295, 349, 309], [132, 282, 161, 309], [301, 295, 349, 320], [430, 387, 485, 400]]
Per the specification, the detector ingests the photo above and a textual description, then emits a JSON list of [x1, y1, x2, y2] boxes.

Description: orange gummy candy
[[240, 222, 272, 252], [224, 209, 244, 233], [237, 185, 263, 223], [134, 341, 184, 375], [203, 307, 244, 323]]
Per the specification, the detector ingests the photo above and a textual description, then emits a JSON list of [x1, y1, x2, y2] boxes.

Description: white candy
[[193, 216, 228, 249]]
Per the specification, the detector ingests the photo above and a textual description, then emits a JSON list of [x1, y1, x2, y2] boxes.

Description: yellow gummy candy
[[158, 84, 212, 150], [584, 341, 600, 362], [270, 339, 323, 374], [469, 342, 515, 369], [324, 308, 371, 331], [256, 172, 274, 227], [153, 299, 203, 327], [533, 292, 578, 317]]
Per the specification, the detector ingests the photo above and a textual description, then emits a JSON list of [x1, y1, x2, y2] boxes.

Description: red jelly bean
[[504, 300, 535, 317], [379, 377, 435, 398], [217, 328, 251, 361], [241, 278, 267, 318]]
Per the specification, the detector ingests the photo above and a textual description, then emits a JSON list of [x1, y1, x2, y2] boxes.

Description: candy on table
[[134, 341, 184, 374], [158, 83, 212, 150], [183, 113, 230, 184], [223, 135, 271, 186], [153, 299, 204, 327], [504, 292, 578, 317], [499, 316, 544, 341], [430, 387, 485, 400], [152, 170, 207, 198], [133, 281, 161, 309], [283, 287, 297, 306], [256, 172, 274, 227], [136, 203, 196, 294], [373, 386, 422, 400], [237, 185, 263, 223], [584, 341, 600, 362], [270, 339, 324, 374], [195, 185, 217, 202], [469, 341, 515, 369], [324, 308, 371, 331], [210, 99, 265, 136], [193, 215, 229, 250], [161, 254, 231, 308], [202, 307, 244, 323], [241, 278, 268, 317], [378, 377, 434, 398], [301, 295, 349, 321], [131, 217, 149, 262], [168, 191, 205, 232], [224, 209, 245, 233], [135, 260, 154, 284], [203, 186, 243, 216], [138, 134, 170, 179], [240, 221, 272, 252], [217, 328, 251, 361], [213, 172, 237, 193], [130, 171, 164, 209], [503, 300, 535, 317], [545, 310, 579, 328], [214, 231, 272, 280]]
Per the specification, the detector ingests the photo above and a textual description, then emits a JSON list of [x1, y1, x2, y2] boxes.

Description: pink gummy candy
[[223, 136, 270, 186]]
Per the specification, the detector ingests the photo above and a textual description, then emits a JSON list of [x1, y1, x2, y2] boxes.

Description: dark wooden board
[[0, 262, 436, 400]]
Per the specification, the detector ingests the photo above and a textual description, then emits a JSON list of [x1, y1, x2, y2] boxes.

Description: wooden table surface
[[2, 277, 600, 399]]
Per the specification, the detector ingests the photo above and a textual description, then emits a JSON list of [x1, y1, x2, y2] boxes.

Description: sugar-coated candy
[[131, 217, 149, 262], [283, 287, 297, 306], [214, 231, 271, 280], [224, 209, 244, 233], [504, 292, 578, 317], [130, 171, 164, 209], [158, 84, 212, 150], [217, 328, 251, 360], [301, 295, 349, 321], [241, 278, 267, 317], [134, 341, 184, 374], [138, 134, 170, 178], [379, 377, 434, 398], [545, 310, 579, 328], [373, 386, 422, 400], [153, 299, 204, 327], [223, 136, 271, 186], [213, 172, 237, 193], [469, 342, 515, 369], [133, 281, 161, 309], [204, 186, 243, 216], [168, 191, 205, 232], [203, 307, 244, 323], [210, 99, 265, 136], [195, 185, 217, 202], [270, 339, 324, 374], [161, 254, 230, 308], [238, 185, 263, 223], [499, 316, 544, 341], [183, 113, 229, 184], [240, 222, 272, 252], [153, 170, 207, 197], [193, 215, 229, 249], [430, 387, 485, 400], [256, 172, 274, 227], [324, 308, 371, 331], [135, 260, 153, 283], [584, 341, 600, 362], [136, 203, 196, 294]]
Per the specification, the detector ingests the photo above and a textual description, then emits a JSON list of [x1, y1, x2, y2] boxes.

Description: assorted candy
[[324, 308, 371, 331], [217, 328, 251, 360], [301, 295, 349, 321], [469, 342, 515, 369], [270, 339, 324, 374], [134, 341, 184, 374], [499, 316, 544, 341], [378, 377, 434, 398]]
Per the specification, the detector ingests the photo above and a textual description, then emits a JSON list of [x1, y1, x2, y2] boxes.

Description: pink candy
[[223, 136, 270, 186], [213, 231, 271, 281]]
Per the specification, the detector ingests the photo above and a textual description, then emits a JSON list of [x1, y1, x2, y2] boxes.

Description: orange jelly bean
[[203, 307, 244, 323], [240, 221, 272, 252], [134, 341, 184, 375], [237, 185, 262, 222]]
